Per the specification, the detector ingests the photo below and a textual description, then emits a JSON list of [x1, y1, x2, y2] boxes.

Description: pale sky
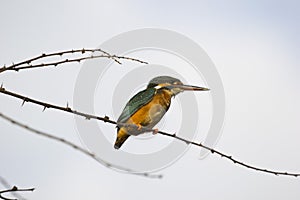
[[1, 1, 300, 200]]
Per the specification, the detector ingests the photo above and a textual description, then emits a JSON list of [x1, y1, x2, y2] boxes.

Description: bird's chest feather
[[128, 90, 172, 127]]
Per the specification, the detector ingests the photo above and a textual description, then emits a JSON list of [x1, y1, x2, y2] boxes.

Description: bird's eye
[[173, 81, 182, 85]]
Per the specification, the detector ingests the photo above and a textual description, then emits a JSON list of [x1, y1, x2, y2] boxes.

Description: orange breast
[[127, 90, 172, 130]]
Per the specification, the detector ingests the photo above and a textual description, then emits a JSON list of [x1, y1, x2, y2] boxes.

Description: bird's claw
[[152, 128, 159, 135], [137, 124, 142, 130]]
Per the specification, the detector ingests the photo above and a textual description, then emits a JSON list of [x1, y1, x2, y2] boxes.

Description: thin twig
[[0, 177, 26, 200], [0, 112, 162, 179], [0, 86, 299, 177], [0, 186, 34, 200], [0, 48, 148, 73]]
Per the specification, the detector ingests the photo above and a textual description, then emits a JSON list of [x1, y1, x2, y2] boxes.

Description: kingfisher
[[114, 76, 209, 149]]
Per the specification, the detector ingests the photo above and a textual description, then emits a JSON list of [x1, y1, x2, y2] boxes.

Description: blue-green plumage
[[117, 87, 157, 123]]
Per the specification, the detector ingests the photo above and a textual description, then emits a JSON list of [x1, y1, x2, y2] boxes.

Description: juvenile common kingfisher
[[114, 76, 209, 149]]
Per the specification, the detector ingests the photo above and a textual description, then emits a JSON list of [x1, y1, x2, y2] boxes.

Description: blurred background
[[0, 1, 299, 199]]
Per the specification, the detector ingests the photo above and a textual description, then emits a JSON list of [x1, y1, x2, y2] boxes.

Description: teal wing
[[117, 87, 156, 123]]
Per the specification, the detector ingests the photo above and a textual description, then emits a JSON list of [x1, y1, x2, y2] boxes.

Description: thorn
[[104, 115, 110, 122], [82, 48, 85, 54], [66, 102, 71, 111], [12, 186, 18, 191], [143, 173, 149, 177], [41, 53, 46, 57], [0, 82, 3, 89], [85, 116, 91, 120], [43, 106, 47, 112], [21, 98, 27, 106]]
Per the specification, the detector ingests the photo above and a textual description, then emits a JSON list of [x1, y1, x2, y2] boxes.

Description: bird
[[114, 76, 210, 149]]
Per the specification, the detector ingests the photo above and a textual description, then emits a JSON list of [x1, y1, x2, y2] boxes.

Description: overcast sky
[[1, 1, 300, 200]]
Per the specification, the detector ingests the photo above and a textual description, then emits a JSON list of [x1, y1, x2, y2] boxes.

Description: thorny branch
[[0, 177, 26, 200], [0, 113, 161, 179], [1, 86, 300, 178], [0, 48, 147, 73], [0, 186, 34, 200]]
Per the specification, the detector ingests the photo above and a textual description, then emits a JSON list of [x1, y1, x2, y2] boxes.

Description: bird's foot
[[137, 124, 142, 130], [152, 128, 159, 135]]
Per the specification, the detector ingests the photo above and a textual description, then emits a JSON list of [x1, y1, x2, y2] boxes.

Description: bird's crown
[[147, 76, 182, 88]]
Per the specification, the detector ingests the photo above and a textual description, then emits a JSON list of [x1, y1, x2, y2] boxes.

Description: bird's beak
[[170, 84, 210, 91]]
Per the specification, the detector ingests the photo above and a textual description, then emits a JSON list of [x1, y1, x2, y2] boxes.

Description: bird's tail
[[114, 127, 130, 149]]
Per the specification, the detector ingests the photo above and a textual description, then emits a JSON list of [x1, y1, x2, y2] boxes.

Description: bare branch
[[0, 85, 116, 124], [1, 87, 299, 177], [0, 186, 34, 200], [0, 177, 26, 200], [0, 48, 148, 73], [0, 113, 162, 179]]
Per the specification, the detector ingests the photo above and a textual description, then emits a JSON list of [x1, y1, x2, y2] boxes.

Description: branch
[[0, 177, 26, 200], [0, 112, 162, 179], [0, 48, 147, 73], [0, 186, 34, 200], [1, 86, 299, 177], [0, 85, 116, 124]]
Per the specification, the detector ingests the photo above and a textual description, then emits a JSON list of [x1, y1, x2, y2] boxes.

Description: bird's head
[[147, 76, 209, 96]]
